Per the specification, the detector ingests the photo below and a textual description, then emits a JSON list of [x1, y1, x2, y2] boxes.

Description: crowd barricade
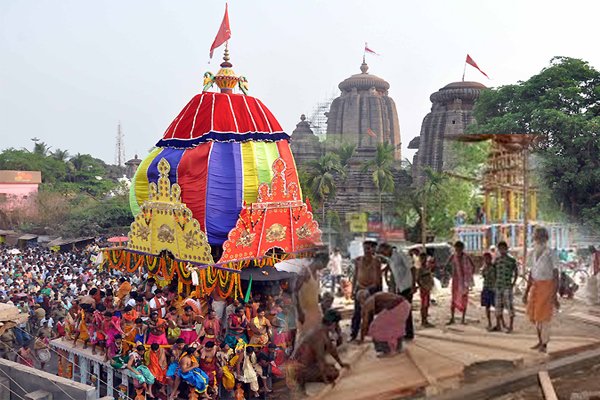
[[50, 339, 131, 399]]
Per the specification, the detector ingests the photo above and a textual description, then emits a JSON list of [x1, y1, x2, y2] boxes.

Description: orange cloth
[[78, 319, 89, 341], [116, 281, 132, 300], [527, 279, 555, 323], [146, 349, 166, 384]]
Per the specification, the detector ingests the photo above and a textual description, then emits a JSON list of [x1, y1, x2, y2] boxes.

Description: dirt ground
[[419, 283, 600, 400], [411, 279, 600, 341], [491, 363, 600, 400], [328, 278, 600, 399]]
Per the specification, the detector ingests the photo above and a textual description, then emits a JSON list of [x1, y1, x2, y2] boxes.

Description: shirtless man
[[293, 250, 329, 341], [290, 310, 349, 394], [357, 290, 406, 342], [350, 241, 383, 341]]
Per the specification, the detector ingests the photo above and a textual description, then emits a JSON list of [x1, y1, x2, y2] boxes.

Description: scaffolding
[[307, 95, 335, 140]]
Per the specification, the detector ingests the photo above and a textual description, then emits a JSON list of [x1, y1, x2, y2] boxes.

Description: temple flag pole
[[462, 59, 467, 82]]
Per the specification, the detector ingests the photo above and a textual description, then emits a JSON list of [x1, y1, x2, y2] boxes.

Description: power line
[[10, 327, 133, 400], [0, 380, 26, 400], [12, 348, 77, 400]]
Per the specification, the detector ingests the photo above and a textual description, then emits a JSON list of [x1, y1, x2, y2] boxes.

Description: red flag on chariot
[[465, 54, 489, 79], [209, 3, 232, 59]]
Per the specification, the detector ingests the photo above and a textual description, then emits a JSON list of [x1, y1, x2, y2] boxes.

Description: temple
[[326, 58, 402, 160], [409, 81, 486, 183], [291, 59, 410, 238], [289, 114, 323, 165]]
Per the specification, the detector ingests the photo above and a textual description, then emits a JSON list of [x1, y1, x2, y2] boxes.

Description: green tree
[[334, 142, 356, 171], [305, 153, 343, 224], [361, 143, 396, 226], [470, 57, 600, 229], [51, 148, 70, 162], [32, 141, 50, 157]]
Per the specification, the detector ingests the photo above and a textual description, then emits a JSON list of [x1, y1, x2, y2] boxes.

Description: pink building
[[0, 170, 42, 210]]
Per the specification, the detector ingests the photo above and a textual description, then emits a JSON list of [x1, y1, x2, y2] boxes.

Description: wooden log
[[538, 370, 558, 400]]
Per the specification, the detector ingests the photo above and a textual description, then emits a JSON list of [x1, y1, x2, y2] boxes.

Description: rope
[[11, 326, 133, 400], [0, 366, 28, 396], [0, 380, 26, 400], [11, 348, 77, 400]]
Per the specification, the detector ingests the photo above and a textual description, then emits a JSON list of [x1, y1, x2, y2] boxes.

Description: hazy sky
[[2, 0, 599, 164]]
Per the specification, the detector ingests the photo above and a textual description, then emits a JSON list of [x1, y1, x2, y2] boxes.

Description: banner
[[346, 212, 368, 232]]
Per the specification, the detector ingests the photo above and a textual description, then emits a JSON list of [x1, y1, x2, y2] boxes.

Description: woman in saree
[[121, 305, 138, 344], [224, 306, 248, 348], [126, 344, 156, 398]]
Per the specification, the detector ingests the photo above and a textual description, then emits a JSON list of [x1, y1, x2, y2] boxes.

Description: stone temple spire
[[410, 80, 486, 183], [325, 59, 401, 160]]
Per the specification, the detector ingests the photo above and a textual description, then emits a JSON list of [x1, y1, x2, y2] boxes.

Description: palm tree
[[335, 142, 356, 171], [33, 142, 50, 156], [361, 143, 396, 227], [51, 149, 70, 162], [305, 153, 344, 224], [416, 167, 446, 244]]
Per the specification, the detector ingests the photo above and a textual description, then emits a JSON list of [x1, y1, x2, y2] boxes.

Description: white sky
[[2, 0, 599, 164]]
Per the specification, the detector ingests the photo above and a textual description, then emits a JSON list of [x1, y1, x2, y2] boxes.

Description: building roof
[[125, 155, 142, 166], [338, 61, 390, 92], [0, 171, 41, 184], [442, 81, 487, 90], [18, 234, 38, 241], [408, 137, 420, 149]]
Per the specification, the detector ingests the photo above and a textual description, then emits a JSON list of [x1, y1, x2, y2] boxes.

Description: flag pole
[[462, 59, 467, 82]]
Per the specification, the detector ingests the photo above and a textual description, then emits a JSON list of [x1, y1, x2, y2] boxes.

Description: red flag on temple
[[465, 54, 489, 79], [209, 3, 232, 59], [364, 43, 380, 56], [367, 128, 377, 138]]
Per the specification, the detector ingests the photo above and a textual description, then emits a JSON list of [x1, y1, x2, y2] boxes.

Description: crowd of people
[[0, 244, 312, 399], [0, 225, 587, 398], [346, 226, 563, 357]]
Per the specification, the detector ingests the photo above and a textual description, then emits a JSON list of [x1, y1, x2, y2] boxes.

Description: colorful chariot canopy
[[130, 47, 316, 249]]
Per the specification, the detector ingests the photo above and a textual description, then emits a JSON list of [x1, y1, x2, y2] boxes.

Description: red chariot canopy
[[156, 92, 288, 148]]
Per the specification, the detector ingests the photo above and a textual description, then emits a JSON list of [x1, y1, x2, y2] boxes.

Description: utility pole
[[115, 122, 125, 166], [421, 202, 427, 249], [522, 144, 529, 271]]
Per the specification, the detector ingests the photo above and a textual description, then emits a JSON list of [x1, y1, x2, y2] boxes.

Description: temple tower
[[326, 59, 402, 160], [290, 115, 323, 166], [410, 81, 486, 183]]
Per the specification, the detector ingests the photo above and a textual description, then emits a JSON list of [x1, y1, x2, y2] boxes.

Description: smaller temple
[[124, 154, 142, 179], [411, 81, 486, 183], [290, 115, 323, 165]]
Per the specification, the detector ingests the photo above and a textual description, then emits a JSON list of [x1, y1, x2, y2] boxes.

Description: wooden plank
[[567, 311, 600, 326], [445, 325, 598, 344], [538, 371, 558, 400], [322, 350, 428, 400], [430, 348, 600, 400], [405, 341, 464, 396], [414, 336, 527, 367]]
